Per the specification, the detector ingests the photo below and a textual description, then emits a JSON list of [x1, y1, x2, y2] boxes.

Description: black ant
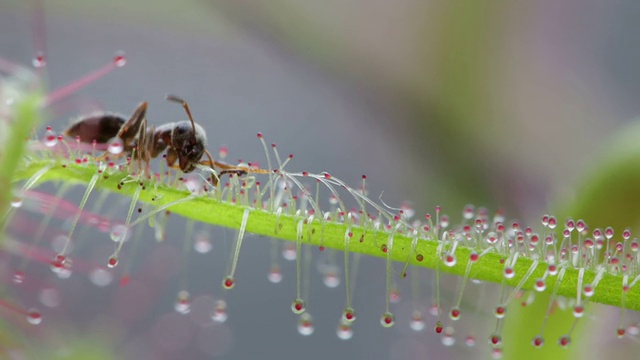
[[64, 95, 267, 185]]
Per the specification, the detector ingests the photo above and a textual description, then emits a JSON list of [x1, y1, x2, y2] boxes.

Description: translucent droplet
[[26, 309, 42, 325], [174, 291, 191, 314], [465, 335, 476, 347], [380, 312, 395, 328], [12, 271, 25, 284], [503, 267, 515, 279], [322, 272, 340, 288], [10, 196, 22, 208], [342, 308, 356, 323], [442, 330, 456, 346], [449, 307, 461, 321], [282, 244, 296, 261], [89, 268, 113, 287], [336, 324, 353, 340], [267, 266, 283, 284], [107, 256, 119, 268], [410, 311, 425, 332], [389, 290, 401, 304], [211, 300, 228, 323], [291, 298, 306, 314], [42, 129, 58, 147], [534, 279, 546, 292], [558, 335, 571, 348], [532, 335, 544, 348], [194, 232, 212, 254], [489, 334, 502, 347], [110, 224, 129, 243], [222, 277, 234, 289], [113, 52, 127, 67], [443, 253, 456, 267], [107, 137, 124, 155], [32, 52, 46, 68], [38, 288, 61, 308], [297, 313, 314, 336]]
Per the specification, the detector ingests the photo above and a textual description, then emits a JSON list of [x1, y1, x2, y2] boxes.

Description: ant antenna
[[166, 94, 197, 143]]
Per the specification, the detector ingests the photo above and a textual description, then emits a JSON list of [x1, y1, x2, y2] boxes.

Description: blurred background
[[2, 0, 640, 359]]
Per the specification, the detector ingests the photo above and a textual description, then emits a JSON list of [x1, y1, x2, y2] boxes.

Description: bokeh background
[[2, 1, 640, 359]]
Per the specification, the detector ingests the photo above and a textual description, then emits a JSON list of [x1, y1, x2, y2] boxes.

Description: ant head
[[165, 95, 209, 172], [173, 121, 207, 172]]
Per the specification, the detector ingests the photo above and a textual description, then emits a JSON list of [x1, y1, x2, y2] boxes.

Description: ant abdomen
[[64, 113, 125, 144]]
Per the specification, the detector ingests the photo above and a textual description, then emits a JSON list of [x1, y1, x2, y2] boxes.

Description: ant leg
[[117, 102, 148, 139], [94, 102, 147, 163]]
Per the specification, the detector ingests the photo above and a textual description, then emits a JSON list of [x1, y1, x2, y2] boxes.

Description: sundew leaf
[[13, 159, 640, 313], [505, 120, 640, 360]]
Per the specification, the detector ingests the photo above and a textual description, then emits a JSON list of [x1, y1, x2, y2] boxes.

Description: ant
[[64, 95, 268, 185]]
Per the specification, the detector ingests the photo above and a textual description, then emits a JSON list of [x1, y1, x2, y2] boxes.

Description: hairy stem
[[14, 159, 640, 312]]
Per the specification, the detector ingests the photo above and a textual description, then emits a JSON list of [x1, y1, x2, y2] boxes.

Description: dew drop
[[39, 288, 61, 308], [532, 335, 544, 348], [113, 52, 127, 67], [441, 329, 456, 347], [409, 311, 425, 332], [439, 215, 450, 229], [380, 312, 395, 328], [336, 324, 353, 340], [107, 256, 119, 268], [194, 232, 212, 254], [389, 290, 401, 304], [494, 306, 506, 319], [12, 271, 25, 284], [322, 271, 340, 288], [469, 252, 479, 262], [449, 308, 461, 321], [42, 129, 58, 147], [605, 227, 614, 239], [298, 313, 314, 336], [463, 204, 475, 220], [110, 224, 129, 243], [558, 335, 571, 348], [291, 298, 306, 314], [465, 335, 476, 347], [533, 279, 546, 292], [547, 216, 557, 229], [443, 253, 456, 267], [222, 277, 235, 289], [211, 300, 228, 323], [489, 334, 502, 347], [107, 137, 124, 155], [434, 321, 443, 334], [342, 308, 356, 323], [541, 214, 549, 227], [572, 305, 584, 318], [26, 309, 42, 325], [583, 284, 594, 297], [10, 196, 23, 208], [268, 266, 283, 284], [89, 268, 113, 287], [616, 328, 625, 338], [503, 267, 515, 279], [32, 52, 46, 68], [282, 244, 297, 261], [174, 291, 191, 314]]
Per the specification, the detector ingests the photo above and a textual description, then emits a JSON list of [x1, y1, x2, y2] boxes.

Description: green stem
[[13, 160, 640, 312], [0, 95, 41, 231]]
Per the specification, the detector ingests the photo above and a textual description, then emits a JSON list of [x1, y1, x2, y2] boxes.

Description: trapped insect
[[64, 95, 267, 185]]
